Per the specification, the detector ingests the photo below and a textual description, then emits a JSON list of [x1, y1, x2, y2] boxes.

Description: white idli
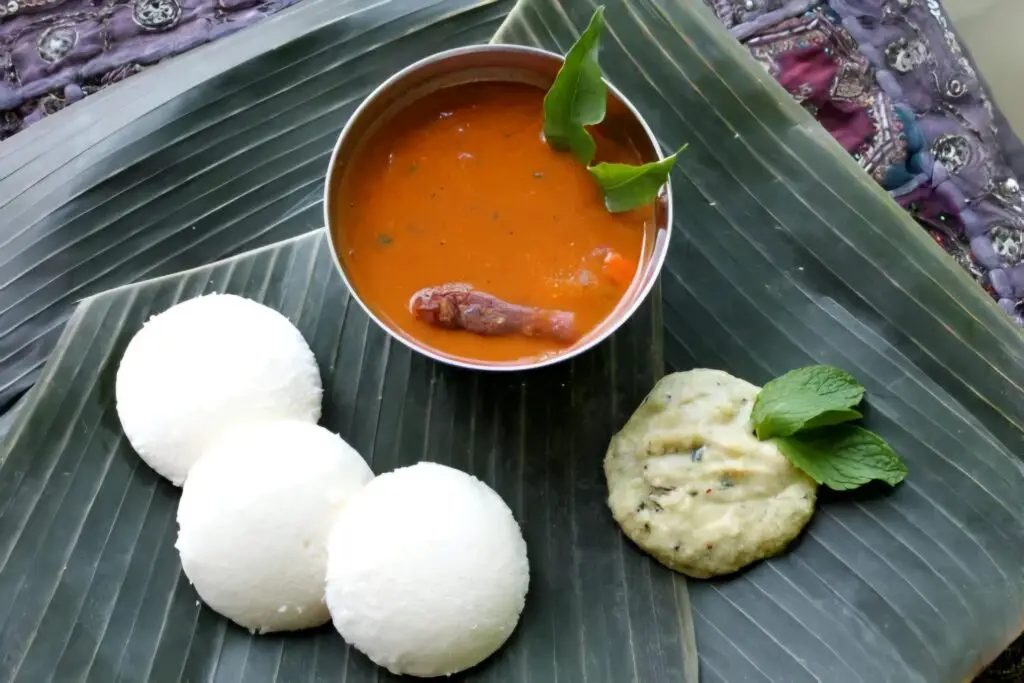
[[325, 462, 529, 678], [176, 420, 373, 633], [115, 293, 322, 485]]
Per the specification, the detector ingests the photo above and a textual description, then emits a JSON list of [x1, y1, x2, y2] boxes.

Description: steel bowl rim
[[323, 43, 673, 372]]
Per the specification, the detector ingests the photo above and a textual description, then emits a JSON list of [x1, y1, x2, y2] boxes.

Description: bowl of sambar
[[323, 44, 672, 371]]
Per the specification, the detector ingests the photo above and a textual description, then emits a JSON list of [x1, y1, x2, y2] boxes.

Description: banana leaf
[[495, 2, 1024, 681], [0, 231, 697, 683], [0, 0, 1022, 682]]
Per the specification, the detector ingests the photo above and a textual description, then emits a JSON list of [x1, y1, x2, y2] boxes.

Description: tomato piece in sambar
[[333, 81, 652, 364]]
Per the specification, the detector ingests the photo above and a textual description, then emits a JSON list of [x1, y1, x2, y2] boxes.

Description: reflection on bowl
[[323, 45, 672, 371]]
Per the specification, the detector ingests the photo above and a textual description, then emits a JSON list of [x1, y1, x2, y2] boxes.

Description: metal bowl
[[323, 44, 672, 372]]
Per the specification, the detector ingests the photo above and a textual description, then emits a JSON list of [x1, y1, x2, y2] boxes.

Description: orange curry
[[334, 81, 652, 364]]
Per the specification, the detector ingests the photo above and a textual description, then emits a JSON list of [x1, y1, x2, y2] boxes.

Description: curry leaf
[[752, 365, 865, 439], [588, 147, 683, 212], [774, 425, 910, 491], [542, 7, 607, 164]]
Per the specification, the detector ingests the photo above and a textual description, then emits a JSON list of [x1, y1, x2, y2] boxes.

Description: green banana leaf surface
[[0, 231, 692, 682], [0, 0, 1022, 682]]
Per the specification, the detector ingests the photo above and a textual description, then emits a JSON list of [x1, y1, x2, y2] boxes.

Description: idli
[[115, 294, 322, 485], [325, 462, 529, 677], [176, 421, 373, 633]]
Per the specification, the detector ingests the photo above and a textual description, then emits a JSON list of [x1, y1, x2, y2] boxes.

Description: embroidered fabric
[[0, 0, 299, 139], [706, 0, 1024, 326]]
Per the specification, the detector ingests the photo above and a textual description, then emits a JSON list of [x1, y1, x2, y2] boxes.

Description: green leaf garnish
[[542, 7, 607, 165], [752, 365, 864, 440], [588, 147, 683, 213], [542, 7, 683, 212], [774, 426, 910, 491], [751, 364, 909, 491]]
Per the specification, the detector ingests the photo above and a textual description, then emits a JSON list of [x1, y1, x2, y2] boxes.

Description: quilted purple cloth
[[0, 0, 298, 137]]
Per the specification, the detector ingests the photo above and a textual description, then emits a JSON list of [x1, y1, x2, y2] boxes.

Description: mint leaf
[[752, 365, 865, 440], [588, 147, 683, 213], [799, 408, 863, 430], [542, 7, 607, 165], [774, 425, 909, 491]]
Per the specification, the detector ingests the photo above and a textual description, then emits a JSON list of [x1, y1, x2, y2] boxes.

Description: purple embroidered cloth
[[707, 0, 1024, 327], [0, 0, 298, 137]]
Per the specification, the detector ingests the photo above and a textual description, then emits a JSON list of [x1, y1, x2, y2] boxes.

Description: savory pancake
[[604, 369, 817, 578]]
